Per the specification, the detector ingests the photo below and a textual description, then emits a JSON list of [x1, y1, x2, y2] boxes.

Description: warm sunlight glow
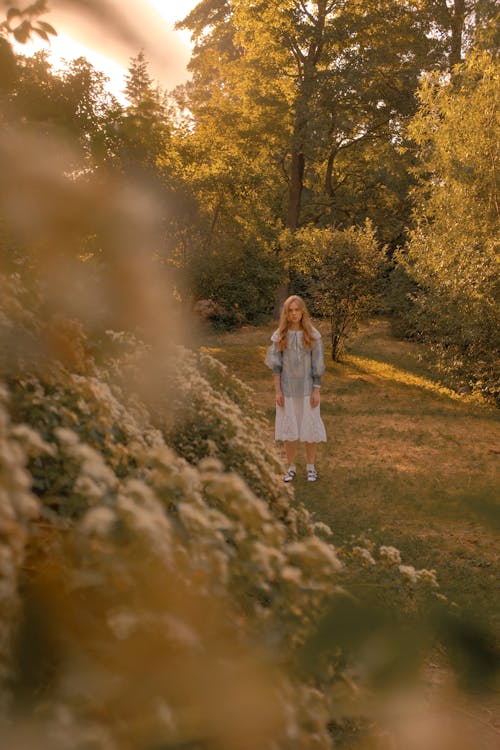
[[13, 1, 200, 100], [148, 0, 199, 28], [15, 31, 130, 102]]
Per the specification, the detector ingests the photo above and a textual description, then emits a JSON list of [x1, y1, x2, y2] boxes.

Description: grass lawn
[[198, 316, 499, 635]]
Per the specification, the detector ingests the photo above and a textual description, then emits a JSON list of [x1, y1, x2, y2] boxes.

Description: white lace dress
[[265, 328, 327, 443]]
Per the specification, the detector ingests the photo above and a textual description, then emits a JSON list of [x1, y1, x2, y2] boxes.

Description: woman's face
[[287, 301, 303, 326]]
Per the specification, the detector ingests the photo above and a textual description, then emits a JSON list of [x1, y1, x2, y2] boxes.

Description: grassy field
[[198, 317, 499, 634], [197, 316, 500, 745]]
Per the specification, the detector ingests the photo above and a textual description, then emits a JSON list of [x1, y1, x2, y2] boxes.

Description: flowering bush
[[0, 268, 350, 747], [0, 385, 40, 712]]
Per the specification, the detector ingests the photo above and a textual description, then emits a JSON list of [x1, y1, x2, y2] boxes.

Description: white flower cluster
[[398, 564, 439, 587], [0, 384, 40, 709], [379, 545, 402, 566], [352, 546, 377, 566], [166, 346, 289, 508], [379, 546, 439, 587]]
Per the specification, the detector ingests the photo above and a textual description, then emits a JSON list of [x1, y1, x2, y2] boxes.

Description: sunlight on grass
[[344, 353, 485, 405], [201, 346, 224, 354]]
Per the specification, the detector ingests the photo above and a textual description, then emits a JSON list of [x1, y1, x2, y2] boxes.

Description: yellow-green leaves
[[400, 49, 499, 402]]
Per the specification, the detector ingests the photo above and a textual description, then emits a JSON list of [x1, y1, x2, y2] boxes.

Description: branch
[[282, 29, 305, 74], [298, 0, 316, 24], [336, 116, 392, 151]]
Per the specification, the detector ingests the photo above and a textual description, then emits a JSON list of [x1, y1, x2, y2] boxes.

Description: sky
[[15, 1, 200, 99]]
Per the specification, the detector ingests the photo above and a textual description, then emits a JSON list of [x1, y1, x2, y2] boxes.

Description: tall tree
[[399, 48, 499, 400], [178, 0, 461, 235], [119, 50, 171, 171]]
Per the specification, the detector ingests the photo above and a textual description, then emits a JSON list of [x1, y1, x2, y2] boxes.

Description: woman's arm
[[311, 334, 325, 407], [273, 373, 284, 407], [265, 334, 284, 405]]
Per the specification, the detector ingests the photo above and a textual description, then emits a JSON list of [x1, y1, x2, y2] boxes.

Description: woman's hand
[[275, 390, 285, 407], [311, 388, 320, 408]]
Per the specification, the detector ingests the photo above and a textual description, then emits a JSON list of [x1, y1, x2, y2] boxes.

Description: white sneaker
[[283, 468, 296, 482], [307, 468, 318, 482]]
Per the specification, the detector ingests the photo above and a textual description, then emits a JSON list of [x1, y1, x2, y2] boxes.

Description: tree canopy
[[0, 0, 497, 394]]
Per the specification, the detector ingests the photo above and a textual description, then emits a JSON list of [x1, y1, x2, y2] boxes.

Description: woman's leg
[[285, 441, 298, 465], [305, 442, 316, 464], [305, 442, 318, 481]]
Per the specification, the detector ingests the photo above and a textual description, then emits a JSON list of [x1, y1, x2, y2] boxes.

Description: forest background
[[0, 2, 499, 749], [1, 0, 498, 399]]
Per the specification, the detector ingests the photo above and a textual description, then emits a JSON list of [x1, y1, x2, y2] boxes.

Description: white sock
[[306, 464, 315, 472], [288, 465, 296, 472]]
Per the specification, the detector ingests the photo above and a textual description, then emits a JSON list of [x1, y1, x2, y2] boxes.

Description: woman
[[265, 295, 326, 482]]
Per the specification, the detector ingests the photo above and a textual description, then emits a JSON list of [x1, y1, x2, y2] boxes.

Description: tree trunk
[[273, 283, 289, 318], [276, 0, 329, 315], [324, 149, 335, 197], [450, 0, 466, 68], [330, 315, 341, 361], [286, 149, 305, 231], [277, 115, 306, 315]]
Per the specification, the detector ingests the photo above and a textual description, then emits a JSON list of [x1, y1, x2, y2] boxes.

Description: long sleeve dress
[[265, 327, 327, 443]]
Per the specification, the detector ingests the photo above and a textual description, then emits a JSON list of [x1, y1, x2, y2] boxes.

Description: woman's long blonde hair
[[277, 295, 314, 351]]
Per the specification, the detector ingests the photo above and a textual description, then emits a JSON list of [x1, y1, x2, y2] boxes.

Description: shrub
[[281, 222, 387, 359]]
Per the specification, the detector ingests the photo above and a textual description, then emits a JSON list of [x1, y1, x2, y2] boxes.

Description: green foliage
[[159, 94, 286, 323], [281, 222, 387, 359], [0, 48, 123, 166], [398, 49, 499, 403], [177, 0, 470, 244], [118, 51, 171, 171], [188, 235, 282, 326]]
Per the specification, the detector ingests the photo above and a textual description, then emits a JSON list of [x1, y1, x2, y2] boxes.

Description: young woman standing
[[265, 295, 326, 482]]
